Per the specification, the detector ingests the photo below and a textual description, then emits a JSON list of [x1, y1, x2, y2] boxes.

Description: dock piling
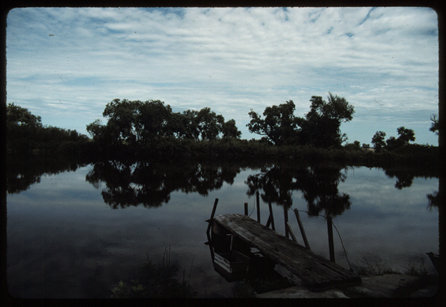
[[244, 202, 248, 216], [294, 209, 311, 250], [284, 205, 289, 239], [206, 198, 219, 235], [327, 215, 335, 262], [268, 201, 275, 230], [287, 222, 298, 243], [256, 191, 260, 223]]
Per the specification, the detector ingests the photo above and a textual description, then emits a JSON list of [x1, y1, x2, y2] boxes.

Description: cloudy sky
[[6, 7, 439, 145]]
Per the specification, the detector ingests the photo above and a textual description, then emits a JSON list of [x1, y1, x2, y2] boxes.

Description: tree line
[[84, 93, 355, 151], [86, 99, 241, 148], [247, 93, 354, 147], [6, 103, 91, 157], [6, 94, 439, 161]]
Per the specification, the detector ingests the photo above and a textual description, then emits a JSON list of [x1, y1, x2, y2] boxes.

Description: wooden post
[[244, 202, 248, 216], [287, 222, 298, 242], [294, 209, 311, 250], [206, 230, 215, 262], [206, 198, 219, 235], [284, 205, 289, 238], [266, 215, 272, 228], [268, 201, 275, 230], [327, 215, 335, 262], [256, 191, 260, 223]]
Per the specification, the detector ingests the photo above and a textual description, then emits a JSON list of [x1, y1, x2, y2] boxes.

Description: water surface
[[7, 159, 439, 298]]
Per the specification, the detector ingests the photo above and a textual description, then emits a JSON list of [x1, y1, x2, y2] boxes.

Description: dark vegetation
[[6, 103, 93, 159], [111, 248, 197, 298], [6, 93, 439, 166]]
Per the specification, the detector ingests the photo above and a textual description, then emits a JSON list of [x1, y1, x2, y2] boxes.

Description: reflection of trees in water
[[7, 155, 84, 194], [86, 160, 170, 208], [85, 159, 241, 209], [9, 155, 440, 214], [246, 165, 296, 207], [383, 166, 439, 190], [296, 167, 351, 217], [246, 164, 351, 217], [384, 169, 414, 189], [427, 191, 439, 211]]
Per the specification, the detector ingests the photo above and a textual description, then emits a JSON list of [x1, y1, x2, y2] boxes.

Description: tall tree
[[137, 100, 173, 142], [222, 119, 242, 139], [196, 107, 222, 141], [95, 99, 175, 145], [371, 131, 386, 152], [87, 99, 241, 147], [396, 126, 415, 147], [247, 100, 300, 146], [170, 110, 200, 140], [299, 93, 354, 148], [7, 103, 43, 153], [385, 126, 416, 151], [102, 99, 141, 144], [7, 103, 42, 128], [247, 94, 354, 147]]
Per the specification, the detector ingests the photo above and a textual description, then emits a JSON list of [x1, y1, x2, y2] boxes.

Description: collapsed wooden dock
[[212, 213, 361, 291]]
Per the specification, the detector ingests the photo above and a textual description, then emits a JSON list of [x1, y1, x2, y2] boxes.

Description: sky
[[6, 7, 439, 146]]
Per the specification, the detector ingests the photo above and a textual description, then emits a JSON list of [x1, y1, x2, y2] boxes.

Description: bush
[[111, 251, 197, 298]]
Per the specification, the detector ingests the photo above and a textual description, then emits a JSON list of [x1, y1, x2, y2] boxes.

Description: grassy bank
[[84, 138, 439, 169]]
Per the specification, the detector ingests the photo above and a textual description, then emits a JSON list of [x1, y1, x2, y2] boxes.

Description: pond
[[6, 158, 439, 298]]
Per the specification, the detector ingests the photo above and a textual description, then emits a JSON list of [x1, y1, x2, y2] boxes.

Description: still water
[[7, 159, 439, 298]]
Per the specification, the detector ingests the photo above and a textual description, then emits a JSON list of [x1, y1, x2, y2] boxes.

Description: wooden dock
[[213, 213, 361, 291]]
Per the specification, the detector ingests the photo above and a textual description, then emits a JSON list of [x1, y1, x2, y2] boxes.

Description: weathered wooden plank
[[213, 213, 361, 291], [218, 214, 357, 288]]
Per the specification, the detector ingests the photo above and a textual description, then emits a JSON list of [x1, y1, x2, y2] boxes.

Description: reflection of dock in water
[[208, 204, 361, 291]]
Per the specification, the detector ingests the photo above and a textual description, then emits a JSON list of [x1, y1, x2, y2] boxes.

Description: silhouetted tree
[[371, 131, 386, 152], [196, 107, 223, 141], [247, 100, 300, 146], [87, 99, 241, 150], [384, 126, 416, 151], [430, 114, 439, 135], [8, 102, 90, 156], [299, 93, 354, 148], [222, 119, 242, 139], [7, 103, 43, 153], [247, 93, 354, 148], [396, 126, 415, 146]]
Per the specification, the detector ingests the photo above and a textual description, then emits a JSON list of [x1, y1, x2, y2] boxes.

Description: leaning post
[[294, 208, 311, 250], [327, 215, 335, 262], [287, 222, 298, 243], [268, 201, 275, 230], [256, 191, 260, 223], [284, 204, 289, 238], [206, 198, 219, 236]]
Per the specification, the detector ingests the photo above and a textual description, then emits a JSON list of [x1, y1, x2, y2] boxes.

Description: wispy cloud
[[6, 7, 439, 144]]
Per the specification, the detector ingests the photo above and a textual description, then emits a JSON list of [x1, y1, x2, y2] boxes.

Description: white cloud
[[6, 7, 438, 144]]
